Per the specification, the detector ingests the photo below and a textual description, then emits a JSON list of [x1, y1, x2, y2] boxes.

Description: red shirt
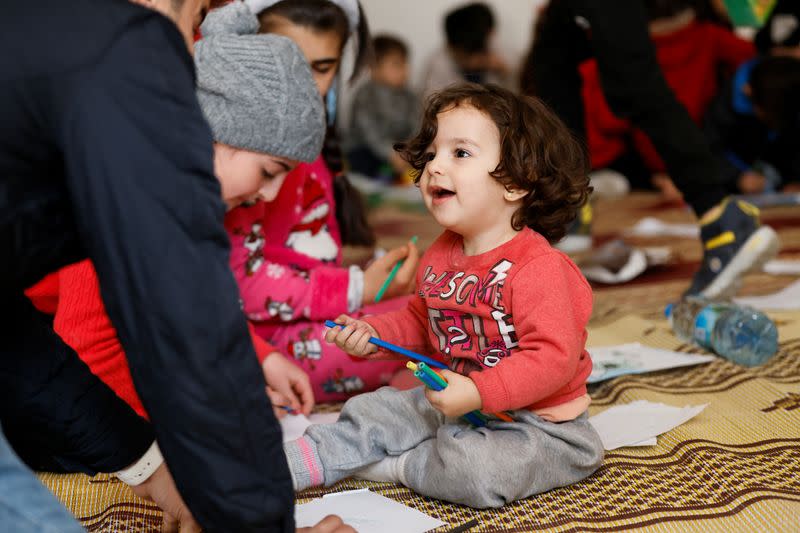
[[582, 20, 755, 170], [27, 260, 275, 418], [365, 228, 593, 414]]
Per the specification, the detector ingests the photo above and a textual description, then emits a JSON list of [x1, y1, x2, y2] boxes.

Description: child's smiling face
[[419, 105, 519, 247]]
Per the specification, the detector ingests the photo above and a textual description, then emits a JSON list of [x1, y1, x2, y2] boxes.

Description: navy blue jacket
[[0, 1, 292, 530]]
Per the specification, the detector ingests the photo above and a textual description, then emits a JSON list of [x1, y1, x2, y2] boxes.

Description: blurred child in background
[[346, 34, 419, 183], [421, 2, 509, 97], [704, 53, 800, 194]]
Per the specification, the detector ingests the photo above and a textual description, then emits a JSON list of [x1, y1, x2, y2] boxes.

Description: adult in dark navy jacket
[[0, 1, 338, 531]]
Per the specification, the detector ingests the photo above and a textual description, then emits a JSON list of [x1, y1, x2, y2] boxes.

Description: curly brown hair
[[395, 83, 591, 243]]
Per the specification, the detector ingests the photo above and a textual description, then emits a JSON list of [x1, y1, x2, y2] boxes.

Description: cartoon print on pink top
[[287, 327, 322, 369], [285, 176, 338, 262]]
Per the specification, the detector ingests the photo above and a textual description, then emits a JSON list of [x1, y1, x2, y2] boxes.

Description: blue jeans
[[0, 424, 84, 532]]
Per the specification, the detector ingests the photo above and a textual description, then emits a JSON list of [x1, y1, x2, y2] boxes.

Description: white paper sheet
[[280, 412, 340, 443], [589, 401, 707, 450], [625, 217, 699, 238], [763, 259, 800, 276], [295, 489, 446, 533], [734, 279, 800, 311], [588, 343, 715, 383]]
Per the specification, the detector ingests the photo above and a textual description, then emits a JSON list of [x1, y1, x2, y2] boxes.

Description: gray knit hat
[[195, 33, 325, 163]]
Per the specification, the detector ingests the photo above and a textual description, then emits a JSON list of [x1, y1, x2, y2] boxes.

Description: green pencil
[[417, 362, 448, 389], [374, 235, 418, 303]]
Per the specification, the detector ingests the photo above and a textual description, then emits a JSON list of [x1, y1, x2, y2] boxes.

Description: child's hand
[[266, 387, 292, 420], [362, 239, 419, 304], [261, 352, 314, 415], [424, 370, 483, 418], [324, 314, 379, 357]]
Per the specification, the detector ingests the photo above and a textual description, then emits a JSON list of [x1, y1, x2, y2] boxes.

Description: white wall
[[338, 0, 547, 127]]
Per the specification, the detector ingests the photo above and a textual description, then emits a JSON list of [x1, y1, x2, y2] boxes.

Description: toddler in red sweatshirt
[[283, 83, 604, 508]]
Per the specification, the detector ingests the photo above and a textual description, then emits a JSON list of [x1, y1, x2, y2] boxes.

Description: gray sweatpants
[[286, 386, 604, 508]]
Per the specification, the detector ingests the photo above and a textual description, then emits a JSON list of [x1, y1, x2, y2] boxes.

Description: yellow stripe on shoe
[[699, 198, 728, 225], [737, 200, 760, 217], [705, 231, 735, 250]]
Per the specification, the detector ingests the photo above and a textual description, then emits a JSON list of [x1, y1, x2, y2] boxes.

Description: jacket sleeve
[[0, 292, 154, 475], [57, 16, 293, 532], [469, 255, 593, 413]]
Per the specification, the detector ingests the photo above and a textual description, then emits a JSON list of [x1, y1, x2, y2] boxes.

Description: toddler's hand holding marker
[[324, 319, 513, 425], [324, 318, 448, 369]]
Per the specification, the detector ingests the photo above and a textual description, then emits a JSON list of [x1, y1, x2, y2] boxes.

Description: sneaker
[[556, 202, 593, 253], [686, 198, 779, 299]]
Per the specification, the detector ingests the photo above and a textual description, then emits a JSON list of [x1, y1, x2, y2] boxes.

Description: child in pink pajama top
[[225, 158, 417, 402], [215, 0, 419, 402]]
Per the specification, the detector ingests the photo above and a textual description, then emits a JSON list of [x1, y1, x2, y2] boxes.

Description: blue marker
[[324, 320, 448, 370]]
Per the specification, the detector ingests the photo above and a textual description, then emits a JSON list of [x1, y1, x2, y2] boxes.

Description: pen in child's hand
[[324, 320, 448, 369], [277, 405, 297, 415], [374, 235, 418, 303]]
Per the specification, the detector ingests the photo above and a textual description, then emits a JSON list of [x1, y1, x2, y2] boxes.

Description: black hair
[[444, 2, 495, 54], [257, 0, 371, 82], [396, 84, 591, 243], [750, 55, 800, 131], [373, 34, 409, 63]]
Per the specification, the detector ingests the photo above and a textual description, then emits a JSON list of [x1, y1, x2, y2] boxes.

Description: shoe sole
[[700, 225, 780, 300]]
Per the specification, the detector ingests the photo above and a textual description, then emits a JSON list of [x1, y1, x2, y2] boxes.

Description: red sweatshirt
[[29, 260, 275, 418], [365, 228, 593, 415], [582, 20, 754, 170]]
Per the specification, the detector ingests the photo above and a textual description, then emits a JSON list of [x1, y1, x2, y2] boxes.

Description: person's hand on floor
[[262, 352, 314, 416], [324, 314, 379, 357], [130, 463, 200, 533], [362, 239, 419, 304], [424, 370, 482, 418], [297, 515, 356, 533]]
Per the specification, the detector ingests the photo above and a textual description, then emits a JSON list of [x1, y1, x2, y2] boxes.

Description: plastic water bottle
[[665, 297, 778, 367]]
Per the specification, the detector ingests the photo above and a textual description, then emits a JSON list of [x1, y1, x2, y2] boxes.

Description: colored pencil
[[410, 368, 485, 427], [418, 362, 448, 389], [324, 320, 448, 369], [374, 236, 418, 303], [414, 370, 441, 390]]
